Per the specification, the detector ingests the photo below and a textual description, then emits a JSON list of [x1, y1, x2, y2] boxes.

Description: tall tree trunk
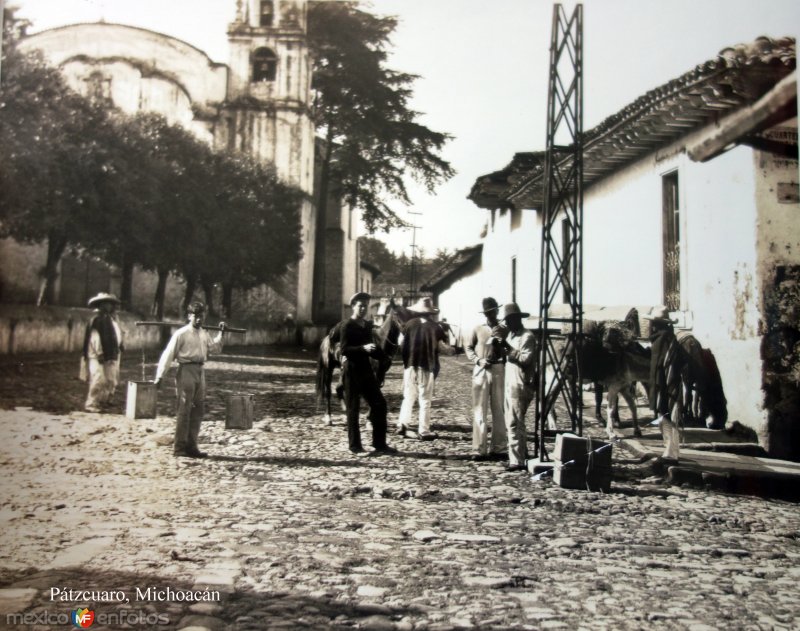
[[222, 282, 234, 320], [182, 273, 197, 314], [37, 234, 67, 306], [201, 276, 216, 316], [119, 253, 135, 311], [152, 267, 169, 320]]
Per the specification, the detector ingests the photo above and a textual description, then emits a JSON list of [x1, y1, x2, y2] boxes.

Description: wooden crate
[[126, 381, 157, 419], [553, 433, 612, 492]]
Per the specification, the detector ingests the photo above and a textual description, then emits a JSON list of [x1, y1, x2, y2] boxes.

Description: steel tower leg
[[535, 4, 584, 462]]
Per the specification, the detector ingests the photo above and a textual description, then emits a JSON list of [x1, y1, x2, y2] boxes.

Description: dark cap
[[349, 292, 371, 306]]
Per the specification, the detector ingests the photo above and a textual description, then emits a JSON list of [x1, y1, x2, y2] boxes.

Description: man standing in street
[[154, 302, 226, 459], [465, 297, 508, 461], [500, 302, 537, 472], [340, 292, 397, 456], [397, 297, 445, 441], [82, 292, 124, 413]]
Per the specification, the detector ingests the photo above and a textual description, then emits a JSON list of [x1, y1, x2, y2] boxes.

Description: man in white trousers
[[396, 297, 445, 441], [465, 297, 508, 461]]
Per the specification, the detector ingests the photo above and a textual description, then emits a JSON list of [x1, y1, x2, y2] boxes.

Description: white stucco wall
[[20, 24, 228, 107], [435, 266, 486, 347], [480, 207, 541, 314], [683, 145, 763, 431]]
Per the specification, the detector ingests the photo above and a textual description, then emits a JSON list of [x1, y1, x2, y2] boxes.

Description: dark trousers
[[174, 364, 205, 454], [343, 361, 388, 451]]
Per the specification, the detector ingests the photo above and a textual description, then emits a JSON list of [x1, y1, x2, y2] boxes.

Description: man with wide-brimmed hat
[[397, 296, 446, 440], [644, 305, 685, 460], [499, 302, 537, 472], [465, 297, 508, 461], [340, 292, 397, 455], [82, 292, 124, 412], [154, 302, 227, 458]]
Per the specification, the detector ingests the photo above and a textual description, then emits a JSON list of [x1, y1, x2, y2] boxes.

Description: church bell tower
[[220, 0, 316, 321]]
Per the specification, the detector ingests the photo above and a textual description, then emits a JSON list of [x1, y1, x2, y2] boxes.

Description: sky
[[10, 0, 800, 258]]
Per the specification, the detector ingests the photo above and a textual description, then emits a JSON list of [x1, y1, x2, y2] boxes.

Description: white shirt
[[155, 324, 222, 381]]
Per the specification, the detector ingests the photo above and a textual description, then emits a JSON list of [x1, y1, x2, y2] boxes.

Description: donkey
[[581, 324, 651, 438], [315, 298, 412, 425], [676, 331, 728, 429]]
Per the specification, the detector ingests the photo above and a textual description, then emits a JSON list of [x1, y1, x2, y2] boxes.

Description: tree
[[0, 14, 112, 304], [203, 152, 303, 319], [359, 236, 400, 274], [308, 1, 455, 233]]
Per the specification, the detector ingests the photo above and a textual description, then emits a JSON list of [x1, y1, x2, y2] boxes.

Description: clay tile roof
[[421, 244, 483, 293], [469, 36, 796, 210]]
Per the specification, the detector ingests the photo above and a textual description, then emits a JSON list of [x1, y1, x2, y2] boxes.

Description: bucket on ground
[[226, 393, 254, 430], [126, 381, 157, 419]]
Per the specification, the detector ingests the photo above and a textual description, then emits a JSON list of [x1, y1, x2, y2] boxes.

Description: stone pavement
[[1, 347, 799, 630], [606, 413, 800, 502]]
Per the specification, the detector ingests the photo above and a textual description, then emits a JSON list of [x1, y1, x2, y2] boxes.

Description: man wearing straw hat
[[154, 302, 226, 458], [397, 296, 446, 441], [499, 302, 537, 473], [644, 305, 685, 461], [465, 297, 508, 461], [82, 292, 124, 413]]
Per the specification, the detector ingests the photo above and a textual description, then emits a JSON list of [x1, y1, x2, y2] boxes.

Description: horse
[[676, 331, 728, 429], [315, 299, 412, 425]]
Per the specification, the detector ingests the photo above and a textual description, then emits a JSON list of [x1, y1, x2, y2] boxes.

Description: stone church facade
[[2, 0, 358, 325]]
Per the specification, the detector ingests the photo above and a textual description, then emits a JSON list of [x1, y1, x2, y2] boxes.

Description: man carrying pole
[[153, 302, 227, 458]]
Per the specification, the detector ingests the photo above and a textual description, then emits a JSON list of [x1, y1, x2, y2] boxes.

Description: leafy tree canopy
[[308, 1, 455, 232]]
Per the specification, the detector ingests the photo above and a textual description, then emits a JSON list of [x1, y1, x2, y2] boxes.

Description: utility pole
[[408, 211, 422, 301]]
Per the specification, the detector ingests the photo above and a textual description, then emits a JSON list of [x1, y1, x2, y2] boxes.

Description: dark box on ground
[[553, 433, 612, 492]]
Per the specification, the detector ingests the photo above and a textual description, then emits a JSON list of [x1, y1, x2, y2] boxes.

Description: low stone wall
[[0, 305, 328, 354]]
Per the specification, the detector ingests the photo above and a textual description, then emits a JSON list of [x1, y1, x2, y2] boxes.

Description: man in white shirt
[[154, 302, 226, 458], [465, 297, 508, 461], [499, 302, 537, 472]]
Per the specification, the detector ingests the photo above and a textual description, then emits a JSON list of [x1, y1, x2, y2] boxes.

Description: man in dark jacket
[[397, 297, 446, 440], [340, 292, 397, 456], [82, 293, 123, 412], [644, 306, 685, 460]]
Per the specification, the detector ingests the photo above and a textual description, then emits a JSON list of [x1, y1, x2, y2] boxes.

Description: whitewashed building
[[453, 37, 798, 458]]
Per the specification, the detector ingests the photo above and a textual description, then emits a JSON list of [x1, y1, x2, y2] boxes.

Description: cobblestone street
[[1, 347, 799, 630]]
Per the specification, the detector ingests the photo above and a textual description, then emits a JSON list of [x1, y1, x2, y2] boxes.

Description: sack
[[78, 356, 88, 382]]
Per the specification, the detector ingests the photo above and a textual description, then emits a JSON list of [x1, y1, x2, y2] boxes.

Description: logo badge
[[71, 608, 95, 628]]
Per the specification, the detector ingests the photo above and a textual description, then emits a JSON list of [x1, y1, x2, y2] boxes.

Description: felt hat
[[480, 297, 500, 314], [408, 297, 439, 314], [87, 292, 120, 307], [642, 305, 677, 323], [500, 302, 530, 320], [349, 292, 371, 306]]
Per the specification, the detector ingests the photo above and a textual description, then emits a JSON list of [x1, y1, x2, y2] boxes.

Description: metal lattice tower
[[535, 4, 584, 461]]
